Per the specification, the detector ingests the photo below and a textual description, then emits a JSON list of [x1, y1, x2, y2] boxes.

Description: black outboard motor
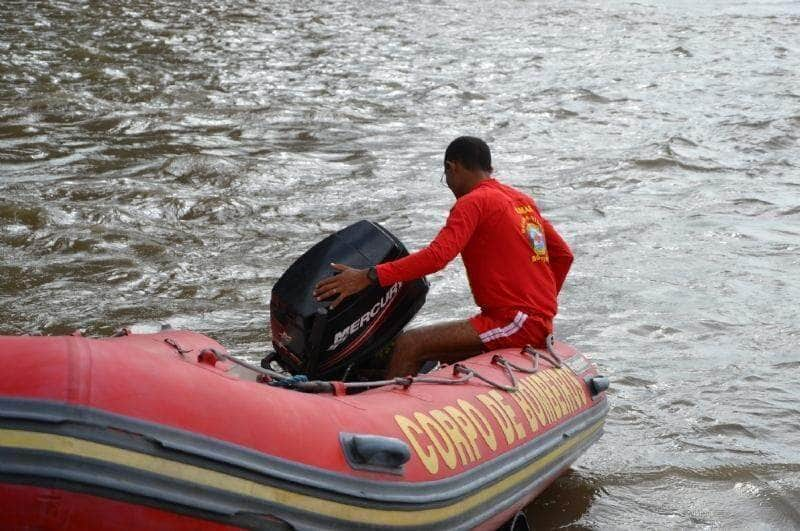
[[269, 221, 429, 381]]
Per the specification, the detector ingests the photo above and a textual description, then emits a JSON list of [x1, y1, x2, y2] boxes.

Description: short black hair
[[444, 136, 493, 173]]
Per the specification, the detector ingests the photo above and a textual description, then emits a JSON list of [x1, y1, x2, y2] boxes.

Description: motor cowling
[[269, 221, 429, 380]]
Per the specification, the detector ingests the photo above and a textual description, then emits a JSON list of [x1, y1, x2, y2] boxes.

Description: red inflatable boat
[[0, 221, 608, 529], [0, 330, 607, 530]]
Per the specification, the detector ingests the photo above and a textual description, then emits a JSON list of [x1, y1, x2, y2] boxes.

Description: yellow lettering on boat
[[554, 368, 589, 408], [539, 372, 565, 419], [489, 390, 526, 440], [539, 373, 565, 418], [540, 371, 571, 416], [517, 377, 549, 426], [546, 369, 577, 411], [393, 367, 591, 474], [443, 405, 482, 460], [394, 414, 438, 474], [457, 398, 497, 452], [510, 386, 539, 433], [525, 374, 557, 424], [415, 412, 457, 470], [430, 409, 475, 466], [476, 392, 516, 445]]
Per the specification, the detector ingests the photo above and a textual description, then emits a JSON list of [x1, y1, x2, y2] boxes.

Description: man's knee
[[391, 321, 481, 367], [386, 332, 422, 378]]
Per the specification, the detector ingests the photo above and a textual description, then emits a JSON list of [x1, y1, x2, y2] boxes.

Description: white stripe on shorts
[[479, 311, 528, 343]]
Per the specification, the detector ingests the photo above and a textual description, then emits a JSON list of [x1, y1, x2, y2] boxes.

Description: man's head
[[443, 136, 493, 197]]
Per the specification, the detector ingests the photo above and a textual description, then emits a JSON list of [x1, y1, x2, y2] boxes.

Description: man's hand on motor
[[313, 263, 371, 309]]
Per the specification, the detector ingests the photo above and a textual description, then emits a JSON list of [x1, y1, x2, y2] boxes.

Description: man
[[313, 136, 573, 378]]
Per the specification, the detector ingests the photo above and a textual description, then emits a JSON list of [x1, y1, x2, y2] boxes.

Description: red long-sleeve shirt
[[376, 178, 573, 321]]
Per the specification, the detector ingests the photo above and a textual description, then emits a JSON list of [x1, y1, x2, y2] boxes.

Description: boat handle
[[585, 375, 610, 396], [340, 433, 411, 475]]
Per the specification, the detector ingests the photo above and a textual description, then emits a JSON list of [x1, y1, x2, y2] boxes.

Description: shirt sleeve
[[542, 218, 573, 293], [376, 195, 482, 286]]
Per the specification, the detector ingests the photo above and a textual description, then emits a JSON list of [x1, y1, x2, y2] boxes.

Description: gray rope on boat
[[195, 334, 560, 395]]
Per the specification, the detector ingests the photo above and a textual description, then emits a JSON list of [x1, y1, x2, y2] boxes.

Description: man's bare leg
[[386, 320, 483, 378]]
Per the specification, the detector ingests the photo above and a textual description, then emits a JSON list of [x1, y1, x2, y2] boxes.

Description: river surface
[[2, 0, 799, 528]]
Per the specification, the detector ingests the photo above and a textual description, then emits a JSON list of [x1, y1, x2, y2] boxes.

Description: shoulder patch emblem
[[526, 221, 548, 260]]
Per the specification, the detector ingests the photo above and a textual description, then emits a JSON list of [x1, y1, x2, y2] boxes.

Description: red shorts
[[469, 310, 552, 351]]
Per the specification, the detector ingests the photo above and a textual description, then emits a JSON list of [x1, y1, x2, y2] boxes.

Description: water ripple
[[2, 0, 799, 527]]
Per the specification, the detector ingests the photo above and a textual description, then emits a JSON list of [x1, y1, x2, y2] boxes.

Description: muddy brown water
[[2, 1, 799, 528]]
